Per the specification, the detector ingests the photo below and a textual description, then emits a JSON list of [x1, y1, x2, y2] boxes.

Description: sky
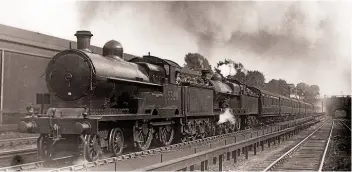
[[0, 0, 350, 97]]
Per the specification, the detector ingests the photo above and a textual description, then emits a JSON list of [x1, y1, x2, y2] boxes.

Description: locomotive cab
[[129, 55, 182, 85]]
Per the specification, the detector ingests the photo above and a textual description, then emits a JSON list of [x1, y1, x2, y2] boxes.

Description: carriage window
[[267, 97, 271, 105], [164, 64, 169, 75]]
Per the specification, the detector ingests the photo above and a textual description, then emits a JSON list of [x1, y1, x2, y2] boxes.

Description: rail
[[0, 137, 37, 149], [318, 121, 334, 172], [0, 148, 37, 169], [136, 121, 315, 171], [261, 121, 333, 172], [0, 124, 17, 132], [339, 120, 351, 131], [0, 137, 37, 143], [0, 148, 37, 158], [0, 155, 73, 172], [0, 116, 316, 172]]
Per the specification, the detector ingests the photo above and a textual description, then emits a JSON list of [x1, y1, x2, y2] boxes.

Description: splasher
[[217, 108, 236, 125]]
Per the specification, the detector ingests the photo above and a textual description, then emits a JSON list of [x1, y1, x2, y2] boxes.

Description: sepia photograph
[[0, 0, 350, 171]]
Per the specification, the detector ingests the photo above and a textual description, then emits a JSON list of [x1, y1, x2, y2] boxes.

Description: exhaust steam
[[217, 108, 236, 125]]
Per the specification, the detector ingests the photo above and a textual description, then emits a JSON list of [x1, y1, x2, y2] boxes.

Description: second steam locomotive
[[18, 31, 318, 162]]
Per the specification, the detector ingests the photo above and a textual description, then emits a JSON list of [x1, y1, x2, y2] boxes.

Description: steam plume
[[218, 108, 236, 125]]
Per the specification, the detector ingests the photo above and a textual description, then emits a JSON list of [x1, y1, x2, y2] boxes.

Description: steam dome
[[103, 40, 124, 59], [211, 73, 222, 81]]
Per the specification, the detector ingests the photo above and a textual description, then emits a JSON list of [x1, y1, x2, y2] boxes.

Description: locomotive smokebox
[[74, 30, 93, 51]]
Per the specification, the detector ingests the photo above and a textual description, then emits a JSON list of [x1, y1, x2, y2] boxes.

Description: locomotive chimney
[[74, 31, 93, 51]]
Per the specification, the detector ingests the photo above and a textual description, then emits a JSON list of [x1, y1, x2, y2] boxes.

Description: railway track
[[0, 137, 37, 150], [338, 120, 351, 131], [0, 148, 37, 167], [135, 119, 319, 171], [258, 120, 333, 171], [0, 125, 17, 133], [322, 119, 351, 171], [0, 116, 317, 172]]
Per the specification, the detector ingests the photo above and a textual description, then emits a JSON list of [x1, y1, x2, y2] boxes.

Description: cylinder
[[18, 121, 36, 133], [75, 122, 91, 133]]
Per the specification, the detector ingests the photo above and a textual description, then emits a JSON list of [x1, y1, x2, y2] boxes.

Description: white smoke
[[217, 108, 236, 125], [72, 156, 88, 165]]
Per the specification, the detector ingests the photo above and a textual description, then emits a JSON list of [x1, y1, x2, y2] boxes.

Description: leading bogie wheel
[[37, 134, 53, 160], [108, 128, 124, 157], [84, 134, 101, 162]]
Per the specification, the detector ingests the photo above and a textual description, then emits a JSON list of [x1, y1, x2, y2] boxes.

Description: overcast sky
[[0, 0, 350, 97]]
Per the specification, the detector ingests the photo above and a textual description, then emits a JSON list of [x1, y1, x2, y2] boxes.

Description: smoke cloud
[[75, 1, 351, 96], [218, 108, 236, 125], [76, 1, 335, 59], [0, 1, 348, 96]]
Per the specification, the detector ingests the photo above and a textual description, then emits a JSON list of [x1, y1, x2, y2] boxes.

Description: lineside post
[[218, 154, 223, 171]]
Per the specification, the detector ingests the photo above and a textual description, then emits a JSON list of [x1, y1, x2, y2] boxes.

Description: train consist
[[18, 31, 319, 162]]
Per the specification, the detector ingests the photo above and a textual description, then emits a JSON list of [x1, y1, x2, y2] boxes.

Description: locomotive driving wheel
[[224, 123, 230, 134], [108, 128, 124, 156], [208, 122, 216, 137], [158, 125, 174, 146], [133, 121, 153, 151], [180, 134, 196, 143], [198, 123, 206, 139], [236, 117, 241, 131], [245, 117, 251, 129], [84, 134, 101, 162], [37, 134, 53, 160], [217, 125, 224, 135], [229, 122, 236, 133]]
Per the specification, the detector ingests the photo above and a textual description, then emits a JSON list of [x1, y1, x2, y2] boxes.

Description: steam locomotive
[[18, 31, 318, 162]]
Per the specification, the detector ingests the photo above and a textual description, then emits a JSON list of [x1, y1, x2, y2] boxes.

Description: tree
[[296, 82, 309, 100], [287, 84, 296, 98], [215, 59, 265, 88], [245, 70, 265, 88], [215, 59, 245, 80], [302, 85, 320, 103], [229, 71, 246, 83], [265, 79, 280, 94], [277, 79, 291, 97], [310, 85, 320, 98], [184, 53, 211, 71], [294, 83, 320, 102]]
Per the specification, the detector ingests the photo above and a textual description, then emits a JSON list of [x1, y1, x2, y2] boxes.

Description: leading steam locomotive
[[18, 31, 318, 162]]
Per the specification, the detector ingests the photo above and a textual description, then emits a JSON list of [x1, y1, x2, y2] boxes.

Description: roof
[[0, 24, 139, 60], [258, 88, 304, 103], [163, 59, 181, 68], [259, 89, 282, 99], [133, 55, 182, 68]]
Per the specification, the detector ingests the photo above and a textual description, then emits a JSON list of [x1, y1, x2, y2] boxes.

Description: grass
[[323, 120, 351, 171]]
